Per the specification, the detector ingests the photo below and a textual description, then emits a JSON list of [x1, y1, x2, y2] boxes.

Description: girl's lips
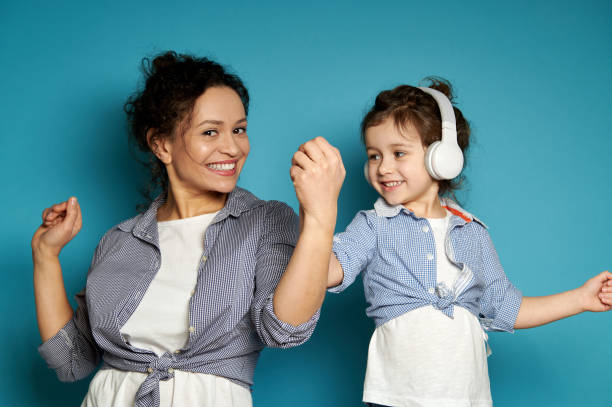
[[380, 180, 404, 191]]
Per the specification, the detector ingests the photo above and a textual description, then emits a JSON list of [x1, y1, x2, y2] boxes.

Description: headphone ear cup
[[425, 141, 442, 180], [364, 162, 371, 185], [426, 141, 464, 180]]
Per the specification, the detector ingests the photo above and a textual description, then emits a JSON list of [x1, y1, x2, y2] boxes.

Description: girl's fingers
[[598, 293, 612, 306]]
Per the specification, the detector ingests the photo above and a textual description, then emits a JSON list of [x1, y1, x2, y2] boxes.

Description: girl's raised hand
[[597, 275, 612, 309], [290, 137, 345, 229], [578, 271, 612, 312], [32, 197, 82, 259]]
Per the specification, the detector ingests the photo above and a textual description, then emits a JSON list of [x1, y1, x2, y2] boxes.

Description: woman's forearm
[[273, 211, 335, 326], [33, 252, 74, 342]]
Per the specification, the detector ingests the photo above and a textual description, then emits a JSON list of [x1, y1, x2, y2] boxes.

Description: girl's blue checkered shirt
[[330, 197, 522, 332]]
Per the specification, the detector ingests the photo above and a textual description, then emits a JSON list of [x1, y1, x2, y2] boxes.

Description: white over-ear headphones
[[364, 86, 464, 184]]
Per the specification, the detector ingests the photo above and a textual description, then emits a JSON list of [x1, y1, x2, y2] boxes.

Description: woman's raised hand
[[32, 197, 82, 259], [290, 137, 345, 229]]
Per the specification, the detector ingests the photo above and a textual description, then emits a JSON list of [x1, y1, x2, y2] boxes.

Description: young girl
[[321, 78, 612, 407]]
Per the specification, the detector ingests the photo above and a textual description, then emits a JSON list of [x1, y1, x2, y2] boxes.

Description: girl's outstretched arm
[[327, 255, 343, 288], [514, 270, 612, 329]]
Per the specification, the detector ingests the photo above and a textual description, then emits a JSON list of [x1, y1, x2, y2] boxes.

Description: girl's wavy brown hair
[[361, 77, 470, 197]]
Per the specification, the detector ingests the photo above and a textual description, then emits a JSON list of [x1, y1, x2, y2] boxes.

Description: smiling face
[[365, 117, 439, 208], [156, 86, 249, 200]]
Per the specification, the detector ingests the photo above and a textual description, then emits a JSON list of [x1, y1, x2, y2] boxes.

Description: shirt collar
[[117, 187, 266, 241], [373, 196, 487, 228]]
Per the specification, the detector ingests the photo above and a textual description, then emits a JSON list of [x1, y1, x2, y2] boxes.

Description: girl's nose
[[378, 157, 393, 174]]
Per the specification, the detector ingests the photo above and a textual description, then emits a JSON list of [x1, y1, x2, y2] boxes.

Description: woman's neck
[[157, 187, 227, 221]]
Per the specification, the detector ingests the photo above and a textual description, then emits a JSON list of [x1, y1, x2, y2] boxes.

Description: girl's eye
[[233, 127, 247, 135], [368, 153, 380, 161], [202, 130, 218, 137], [394, 151, 406, 158]]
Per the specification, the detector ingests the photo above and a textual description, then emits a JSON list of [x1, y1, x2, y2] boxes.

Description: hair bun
[[151, 51, 181, 72], [420, 76, 454, 102]]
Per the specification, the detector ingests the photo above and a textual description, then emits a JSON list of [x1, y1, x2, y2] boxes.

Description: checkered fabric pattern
[[330, 197, 522, 332], [38, 187, 319, 407]]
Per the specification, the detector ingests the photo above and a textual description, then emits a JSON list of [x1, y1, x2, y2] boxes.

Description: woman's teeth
[[382, 181, 402, 187], [207, 163, 236, 171]]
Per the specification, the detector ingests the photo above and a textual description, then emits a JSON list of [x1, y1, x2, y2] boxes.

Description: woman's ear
[[147, 129, 172, 164]]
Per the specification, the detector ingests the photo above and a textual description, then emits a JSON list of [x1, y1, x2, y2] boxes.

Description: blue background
[[2, 0, 611, 405]]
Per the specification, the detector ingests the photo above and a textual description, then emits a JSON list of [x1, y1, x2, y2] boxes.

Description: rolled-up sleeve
[[251, 201, 319, 348], [37, 242, 103, 381], [328, 210, 377, 293], [478, 229, 522, 333]]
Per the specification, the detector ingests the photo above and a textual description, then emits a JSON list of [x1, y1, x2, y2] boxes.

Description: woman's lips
[[206, 160, 238, 176]]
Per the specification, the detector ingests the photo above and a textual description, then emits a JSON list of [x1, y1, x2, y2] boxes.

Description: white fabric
[[363, 211, 492, 407], [83, 211, 252, 406]]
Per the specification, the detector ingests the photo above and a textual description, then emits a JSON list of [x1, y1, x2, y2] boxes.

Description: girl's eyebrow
[[389, 142, 415, 148]]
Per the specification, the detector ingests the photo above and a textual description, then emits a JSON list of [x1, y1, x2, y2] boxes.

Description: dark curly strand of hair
[[361, 77, 470, 198], [124, 51, 250, 211]]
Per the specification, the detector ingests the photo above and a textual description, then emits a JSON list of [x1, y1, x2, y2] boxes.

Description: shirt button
[[147, 367, 153, 374], [426, 253, 434, 261], [190, 289, 196, 296], [428, 287, 435, 294], [168, 368, 174, 374], [422, 226, 430, 233], [201, 255, 207, 263], [174, 350, 181, 354], [188, 326, 195, 333]]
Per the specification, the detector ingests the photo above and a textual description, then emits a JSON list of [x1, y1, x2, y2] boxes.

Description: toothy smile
[[381, 181, 404, 187], [207, 162, 236, 171]]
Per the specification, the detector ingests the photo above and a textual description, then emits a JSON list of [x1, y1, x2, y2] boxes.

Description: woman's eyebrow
[[197, 118, 247, 127], [197, 119, 223, 127]]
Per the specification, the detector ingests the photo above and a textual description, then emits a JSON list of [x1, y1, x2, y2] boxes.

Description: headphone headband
[[417, 87, 457, 143]]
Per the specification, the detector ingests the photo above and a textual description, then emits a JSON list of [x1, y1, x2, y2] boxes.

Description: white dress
[[82, 212, 252, 407], [363, 212, 492, 407]]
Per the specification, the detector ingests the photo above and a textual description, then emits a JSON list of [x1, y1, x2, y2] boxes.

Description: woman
[[32, 51, 344, 406]]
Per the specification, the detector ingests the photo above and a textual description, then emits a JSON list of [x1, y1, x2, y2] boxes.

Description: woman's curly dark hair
[[361, 77, 470, 198], [124, 51, 249, 210]]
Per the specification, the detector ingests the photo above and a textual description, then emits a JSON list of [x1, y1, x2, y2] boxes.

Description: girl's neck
[[403, 198, 446, 219], [401, 185, 446, 219], [157, 187, 227, 221]]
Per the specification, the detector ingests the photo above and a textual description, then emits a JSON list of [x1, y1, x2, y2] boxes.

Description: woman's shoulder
[[229, 187, 296, 218]]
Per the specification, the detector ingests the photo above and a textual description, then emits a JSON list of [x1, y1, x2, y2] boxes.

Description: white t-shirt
[[363, 212, 492, 407], [83, 212, 252, 407]]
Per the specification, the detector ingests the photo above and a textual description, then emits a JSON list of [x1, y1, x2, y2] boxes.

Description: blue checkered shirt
[[38, 187, 319, 407], [330, 197, 522, 332]]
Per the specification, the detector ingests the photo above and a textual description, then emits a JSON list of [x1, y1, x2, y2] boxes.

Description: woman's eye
[[233, 127, 247, 135], [394, 151, 406, 158], [202, 130, 218, 137]]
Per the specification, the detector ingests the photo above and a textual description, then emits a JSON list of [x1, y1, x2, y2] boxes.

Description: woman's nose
[[218, 133, 240, 156]]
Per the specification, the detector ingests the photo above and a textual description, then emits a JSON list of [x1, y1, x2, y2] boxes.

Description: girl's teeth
[[383, 181, 401, 187], [208, 163, 236, 171]]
